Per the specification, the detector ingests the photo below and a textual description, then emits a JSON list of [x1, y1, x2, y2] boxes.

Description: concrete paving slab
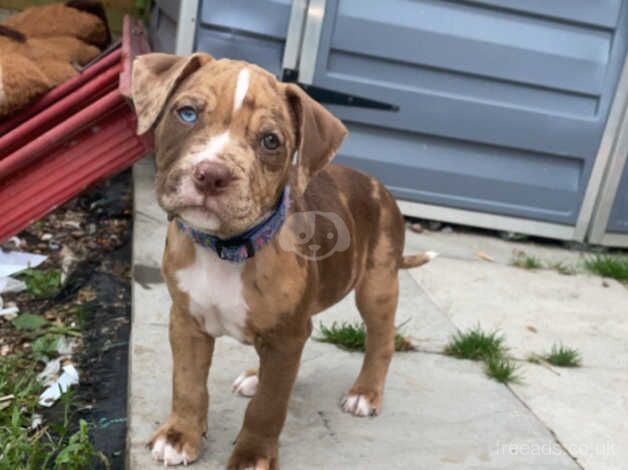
[[131, 159, 169, 326], [511, 364, 628, 470], [129, 160, 580, 469], [129, 326, 579, 470], [408, 256, 628, 470], [405, 229, 588, 268], [133, 159, 164, 223], [408, 257, 628, 371]]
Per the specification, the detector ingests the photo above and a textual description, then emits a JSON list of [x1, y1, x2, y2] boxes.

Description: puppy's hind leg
[[342, 266, 399, 417]]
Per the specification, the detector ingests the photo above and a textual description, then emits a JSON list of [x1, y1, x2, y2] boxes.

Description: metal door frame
[[174, 0, 200, 55], [587, 56, 628, 247]]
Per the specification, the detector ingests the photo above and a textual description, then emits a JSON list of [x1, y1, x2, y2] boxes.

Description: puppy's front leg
[[149, 305, 215, 466], [228, 321, 310, 470]]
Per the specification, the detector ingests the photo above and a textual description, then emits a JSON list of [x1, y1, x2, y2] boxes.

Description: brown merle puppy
[[131, 52, 433, 469]]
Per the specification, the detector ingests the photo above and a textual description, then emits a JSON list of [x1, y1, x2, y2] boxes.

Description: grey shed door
[[309, 0, 628, 225], [608, 163, 628, 233], [195, 0, 293, 77], [149, 0, 179, 53]]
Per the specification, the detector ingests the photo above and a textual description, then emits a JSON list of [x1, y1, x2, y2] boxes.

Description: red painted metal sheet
[[120, 15, 151, 99], [1, 106, 143, 237], [0, 16, 153, 243], [0, 66, 121, 158]]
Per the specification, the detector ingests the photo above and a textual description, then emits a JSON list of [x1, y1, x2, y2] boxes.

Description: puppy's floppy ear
[[285, 84, 348, 194], [131, 52, 213, 135]]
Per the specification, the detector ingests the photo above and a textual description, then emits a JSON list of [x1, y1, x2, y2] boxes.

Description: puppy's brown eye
[[261, 133, 280, 151]]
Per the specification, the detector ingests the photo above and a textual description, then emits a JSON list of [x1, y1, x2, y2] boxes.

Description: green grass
[[544, 344, 582, 368], [546, 261, 576, 276], [315, 321, 415, 352], [15, 268, 61, 298], [584, 254, 628, 282], [484, 355, 520, 384], [511, 253, 578, 275], [444, 326, 522, 384], [510, 254, 543, 270], [11, 313, 49, 332], [317, 322, 367, 352], [54, 419, 109, 469], [443, 326, 506, 361], [0, 355, 109, 469]]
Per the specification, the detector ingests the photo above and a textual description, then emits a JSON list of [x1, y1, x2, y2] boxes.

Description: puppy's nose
[[193, 161, 232, 194]]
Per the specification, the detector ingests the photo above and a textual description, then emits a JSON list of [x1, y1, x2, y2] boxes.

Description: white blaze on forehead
[[233, 67, 250, 113], [187, 130, 230, 166]]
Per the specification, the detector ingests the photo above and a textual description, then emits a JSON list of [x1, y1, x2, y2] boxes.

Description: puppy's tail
[[400, 251, 438, 269]]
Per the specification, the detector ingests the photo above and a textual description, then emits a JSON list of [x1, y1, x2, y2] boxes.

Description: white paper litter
[[38, 364, 79, 407], [0, 277, 27, 295], [0, 305, 19, 320], [37, 358, 63, 386], [7, 237, 22, 248], [0, 251, 47, 277], [31, 413, 43, 429]]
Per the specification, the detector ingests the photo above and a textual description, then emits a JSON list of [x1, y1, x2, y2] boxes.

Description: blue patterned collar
[[175, 188, 289, 263]]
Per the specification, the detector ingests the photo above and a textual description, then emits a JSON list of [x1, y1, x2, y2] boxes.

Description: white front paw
[[232, 370, 258, 397], [341, 394, 375, 417], [151, 436, 190, 466]]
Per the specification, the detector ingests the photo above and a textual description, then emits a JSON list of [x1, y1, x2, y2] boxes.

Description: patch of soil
[[1, 170, 133, 469], [77, 259, 130, 469]]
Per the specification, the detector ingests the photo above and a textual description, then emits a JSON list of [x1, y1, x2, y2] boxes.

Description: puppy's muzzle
[[193, 161, 233, 195]]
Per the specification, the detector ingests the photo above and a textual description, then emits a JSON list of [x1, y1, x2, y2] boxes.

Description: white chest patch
[[175, 244, 248, 341]]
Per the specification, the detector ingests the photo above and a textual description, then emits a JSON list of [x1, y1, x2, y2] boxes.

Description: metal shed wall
[[302, 0, 628, 229], [148, 0, 178, 53]]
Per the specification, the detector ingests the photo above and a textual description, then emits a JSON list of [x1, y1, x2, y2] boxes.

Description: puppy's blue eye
[[177, 106, 197, 124]]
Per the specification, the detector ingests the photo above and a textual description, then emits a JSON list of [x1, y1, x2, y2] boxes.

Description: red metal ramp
[[0, 16, 153, 242]]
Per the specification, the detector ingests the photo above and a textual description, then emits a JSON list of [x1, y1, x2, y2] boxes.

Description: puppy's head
[[131, 53, 347, 238]]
